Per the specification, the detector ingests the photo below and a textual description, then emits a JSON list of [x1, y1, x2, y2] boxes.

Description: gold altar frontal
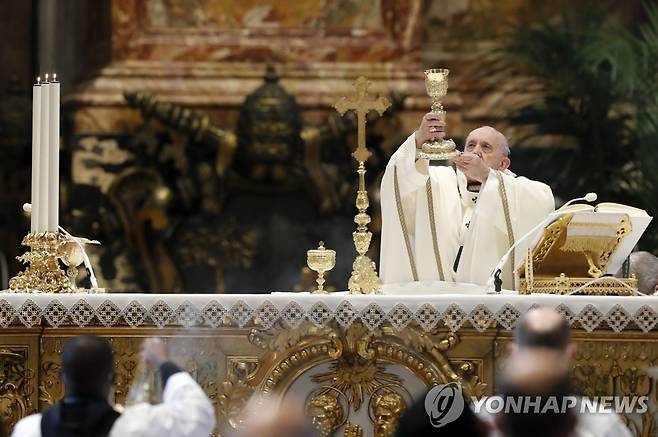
[[1, 293, 658, 436]]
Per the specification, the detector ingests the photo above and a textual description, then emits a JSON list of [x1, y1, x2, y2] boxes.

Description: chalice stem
[[316, 271, 326, 293]]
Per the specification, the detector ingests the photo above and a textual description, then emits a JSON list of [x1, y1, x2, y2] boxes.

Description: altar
[[1, 291, 658, 436]]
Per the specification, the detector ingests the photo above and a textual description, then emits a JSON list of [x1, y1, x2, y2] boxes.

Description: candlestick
[[48, 76, 60, 232], [30, 79, 41, 232], [38, 77, 50, 232]]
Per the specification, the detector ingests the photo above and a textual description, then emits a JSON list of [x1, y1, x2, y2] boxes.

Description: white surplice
[[379, 133, 555, 290], [11, 372, 216, 437]]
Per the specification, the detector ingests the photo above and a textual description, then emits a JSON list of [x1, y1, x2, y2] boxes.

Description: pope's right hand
[[415, 112, 446, 149]]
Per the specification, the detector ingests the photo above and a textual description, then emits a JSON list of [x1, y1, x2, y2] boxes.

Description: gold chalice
[[60, 237, 100, 292], [418, 68, 460, 161], [306, 241, 336, 294]]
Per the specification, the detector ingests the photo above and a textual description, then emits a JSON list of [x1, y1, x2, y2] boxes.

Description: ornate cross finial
[[334, 77, 391, 163]]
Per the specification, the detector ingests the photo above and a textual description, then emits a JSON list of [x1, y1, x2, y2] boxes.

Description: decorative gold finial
[[334, 76, 390, 294]]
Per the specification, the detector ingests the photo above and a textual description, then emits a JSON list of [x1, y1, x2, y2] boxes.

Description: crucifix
[[334, 76, 390, 294]]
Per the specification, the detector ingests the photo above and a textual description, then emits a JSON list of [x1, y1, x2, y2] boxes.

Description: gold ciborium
[[306, 241, 336, 294], [418, 68, 460, 161]]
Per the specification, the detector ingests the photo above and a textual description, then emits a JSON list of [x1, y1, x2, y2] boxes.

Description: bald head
[[466, 126, 510, 156], [629, 251, 658, 294], [464, 126, 511, 172], [515, 308, 571, 351]]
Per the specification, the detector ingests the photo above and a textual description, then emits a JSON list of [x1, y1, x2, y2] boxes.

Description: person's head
[[464, 126, 511, 171], [394, 390, 488, 437], [629, 251, 658, 294], [512, 307, 575, 361], [495, 349, 575, 437], [61, 334, 115, 399]]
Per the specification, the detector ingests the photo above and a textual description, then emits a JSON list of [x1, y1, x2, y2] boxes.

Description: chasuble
[[380, 133, 554, 290]]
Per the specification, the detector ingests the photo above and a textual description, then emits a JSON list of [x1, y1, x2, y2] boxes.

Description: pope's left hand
[[453, 152, 490, 183]]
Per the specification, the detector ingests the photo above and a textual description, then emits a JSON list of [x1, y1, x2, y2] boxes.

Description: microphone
[[485, 192, 598, 293]]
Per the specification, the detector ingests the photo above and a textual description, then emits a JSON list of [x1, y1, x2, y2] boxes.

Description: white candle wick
[[45, 73, 49, 81], [37, 76, 41, 84], [53, 73, 57, 81]]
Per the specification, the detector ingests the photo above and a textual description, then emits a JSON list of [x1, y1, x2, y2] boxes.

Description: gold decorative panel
[[4, 315, 658, 435]]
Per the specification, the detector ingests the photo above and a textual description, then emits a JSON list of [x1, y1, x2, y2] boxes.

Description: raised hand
[[415, 112, 446, 149]]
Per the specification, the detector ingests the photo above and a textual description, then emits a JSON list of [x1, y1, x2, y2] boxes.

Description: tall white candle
[[38, 76, 50, 233], [48, 75, 60, 232], [30, 79, 42, 233]]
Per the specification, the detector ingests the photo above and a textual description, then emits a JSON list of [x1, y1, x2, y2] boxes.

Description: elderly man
[[380, 113, 554, 289], [11, 335, 215, 437]]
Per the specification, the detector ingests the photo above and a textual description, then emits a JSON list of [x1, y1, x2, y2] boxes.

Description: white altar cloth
[[1, 290, 657, 333]]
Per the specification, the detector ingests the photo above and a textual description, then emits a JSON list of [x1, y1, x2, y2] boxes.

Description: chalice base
[[419, 138, 461, 161]]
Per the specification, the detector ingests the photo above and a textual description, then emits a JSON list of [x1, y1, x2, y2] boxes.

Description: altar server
[[380, 114, 554, 289], [11, 335, 215, 437]]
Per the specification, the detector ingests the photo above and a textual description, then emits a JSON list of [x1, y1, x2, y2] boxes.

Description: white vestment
[[379, 133, 554, 289], [11, 372, 216, 437]]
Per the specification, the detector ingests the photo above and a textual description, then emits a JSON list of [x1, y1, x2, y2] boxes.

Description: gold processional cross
[[334, 77, 390, 294]]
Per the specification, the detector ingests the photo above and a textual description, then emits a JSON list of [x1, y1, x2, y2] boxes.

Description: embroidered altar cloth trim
[[1, 291, 657, 333]]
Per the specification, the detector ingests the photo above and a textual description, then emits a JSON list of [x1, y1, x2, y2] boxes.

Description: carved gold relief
[[370, 389, 407, 437], [6, 325, 658, 437], [0, 347, 35, 432], [218, 358, 259, 430], [570, 338, 658, 437], [305, 387, 348, 436], [231, 322, 488, 435], [39, 338, 64, 408]]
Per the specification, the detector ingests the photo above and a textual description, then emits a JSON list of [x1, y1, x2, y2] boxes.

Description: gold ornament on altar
[[368, 385, 410, 437], [343, 423, 363, 437], [9, 231, 101, 293], [418, 69, 460, 161], [9, 232, 69, 293], [334, 76, 390, 294], [307, 241, 336, 294], [305, 387, 348, 436]]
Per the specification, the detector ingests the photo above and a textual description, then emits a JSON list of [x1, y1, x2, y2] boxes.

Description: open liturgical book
[[517, 202, 653, 295]]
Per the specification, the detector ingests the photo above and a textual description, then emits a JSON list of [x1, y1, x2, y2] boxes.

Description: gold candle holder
[[306, 241, 336, 294], [9, 232, 70, 293], [418, 68, 460, 161]]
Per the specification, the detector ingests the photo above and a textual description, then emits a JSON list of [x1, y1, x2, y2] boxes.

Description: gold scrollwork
[[0, 347, 35, 432], [224, 321, 487, 434]]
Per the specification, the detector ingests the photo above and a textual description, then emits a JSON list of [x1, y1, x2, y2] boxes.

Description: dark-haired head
[[61, 334, 115, 400], [394, 391, 488, 437], [495, 349, 576, 437]]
